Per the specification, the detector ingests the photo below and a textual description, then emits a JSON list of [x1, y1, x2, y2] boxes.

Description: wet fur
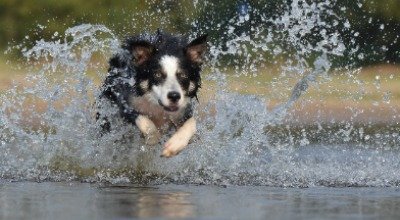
[[96, 31, 207, 157]]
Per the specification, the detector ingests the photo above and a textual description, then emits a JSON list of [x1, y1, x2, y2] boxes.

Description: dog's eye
[[155, 72, 162, 78], [177, 72, 188, 79]]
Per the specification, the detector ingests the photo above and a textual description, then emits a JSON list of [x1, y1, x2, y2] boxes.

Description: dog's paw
[[136, 115, 160, 146], [161, 134, 189, 158], [144, 129, 161, 146]]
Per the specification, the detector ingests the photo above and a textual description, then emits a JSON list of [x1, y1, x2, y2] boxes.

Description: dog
[[96, 30, 208, 158]]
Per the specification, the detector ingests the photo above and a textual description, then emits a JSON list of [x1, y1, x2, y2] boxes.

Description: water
[[1, 182, 400, 220], [0, 0, 399, 208]]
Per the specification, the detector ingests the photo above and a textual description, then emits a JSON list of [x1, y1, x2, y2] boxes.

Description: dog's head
[[125, 31, 207, 112]]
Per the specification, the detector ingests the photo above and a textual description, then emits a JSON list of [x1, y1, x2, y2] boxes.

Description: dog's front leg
[[162, 117, 196, 158], [135, 115, 160, 145]]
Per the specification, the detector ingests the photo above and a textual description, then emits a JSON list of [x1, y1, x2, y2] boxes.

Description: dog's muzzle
[[158, 100, 179, 112]]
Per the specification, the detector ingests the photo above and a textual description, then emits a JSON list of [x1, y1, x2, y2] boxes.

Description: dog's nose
[[167, 91, 181, 103]]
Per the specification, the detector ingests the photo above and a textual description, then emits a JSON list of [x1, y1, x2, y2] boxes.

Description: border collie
[[96, 30, 207, 158]]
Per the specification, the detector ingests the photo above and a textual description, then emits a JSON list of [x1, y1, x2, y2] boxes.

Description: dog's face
[[128, 33, 207, 112]]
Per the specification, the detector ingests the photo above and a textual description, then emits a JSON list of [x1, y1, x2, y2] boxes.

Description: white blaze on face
[[151, 55, 187, 110], [161, 55, 179, 78]]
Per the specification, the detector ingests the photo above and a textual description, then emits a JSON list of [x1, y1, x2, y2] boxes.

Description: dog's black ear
[[130, 41, 155, 66], [185, 34, 208, 65]]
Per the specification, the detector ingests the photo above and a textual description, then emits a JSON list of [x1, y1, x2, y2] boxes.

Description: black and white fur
[[96, 31, 207, 157]]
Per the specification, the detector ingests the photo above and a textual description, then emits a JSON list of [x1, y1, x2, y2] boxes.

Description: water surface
[[1, 181, 400, 220]]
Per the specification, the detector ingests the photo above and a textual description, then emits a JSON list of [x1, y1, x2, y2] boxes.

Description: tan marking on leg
[[140, 80, 149, 91], [162, 117, 196, 158], [135, 115, 160, 145]]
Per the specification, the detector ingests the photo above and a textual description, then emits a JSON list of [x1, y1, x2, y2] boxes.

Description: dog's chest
[[130, 96, 183, 129]]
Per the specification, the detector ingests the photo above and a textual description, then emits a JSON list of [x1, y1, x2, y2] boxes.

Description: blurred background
[[0, 0, 399, 66]]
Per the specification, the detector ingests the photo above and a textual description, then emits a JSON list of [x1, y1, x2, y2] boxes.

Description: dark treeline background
[[0, 0, 399, 67]]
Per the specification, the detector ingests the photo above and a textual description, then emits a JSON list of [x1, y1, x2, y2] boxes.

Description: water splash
[[1, 1, 400, 187]]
